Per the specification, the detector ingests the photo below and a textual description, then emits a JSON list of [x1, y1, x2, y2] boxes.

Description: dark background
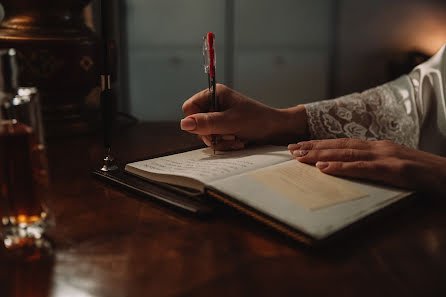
[[86, 0, 446, 121]]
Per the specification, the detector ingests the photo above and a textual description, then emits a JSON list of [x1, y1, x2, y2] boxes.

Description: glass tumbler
[[0, 49, 51, 250]]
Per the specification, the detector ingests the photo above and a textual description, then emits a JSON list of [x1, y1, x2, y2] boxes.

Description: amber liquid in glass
[[0, 120, 48, 248]]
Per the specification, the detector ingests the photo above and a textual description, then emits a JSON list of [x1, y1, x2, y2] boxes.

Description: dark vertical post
[[116, 0, 130, 114]]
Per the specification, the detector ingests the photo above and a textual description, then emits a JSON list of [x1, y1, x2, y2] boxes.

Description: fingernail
[[202, 136, 211, 146], [288, 143, 302, 150], [180, 117, 197, 131], [292, 150, 308, 157], [316, 161, 329, 169]]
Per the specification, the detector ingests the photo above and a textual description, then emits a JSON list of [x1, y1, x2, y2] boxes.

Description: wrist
[[269, 105, 309, 144]]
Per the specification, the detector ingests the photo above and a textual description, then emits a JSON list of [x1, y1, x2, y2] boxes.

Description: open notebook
[[125, 145, 412, 243]]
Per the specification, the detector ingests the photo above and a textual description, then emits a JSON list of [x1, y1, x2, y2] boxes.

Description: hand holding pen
[[182, 82, 304, 150], [181, 34, 308, 149]]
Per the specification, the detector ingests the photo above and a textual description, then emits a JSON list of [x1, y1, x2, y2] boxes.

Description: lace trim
[[305, 82, 419, 148]]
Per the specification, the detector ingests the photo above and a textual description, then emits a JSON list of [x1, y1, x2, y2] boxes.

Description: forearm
[[303, 80, 420, 149]]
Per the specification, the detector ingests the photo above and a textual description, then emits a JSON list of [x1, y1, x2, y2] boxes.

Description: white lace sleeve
[[304, 76, 420, 149]]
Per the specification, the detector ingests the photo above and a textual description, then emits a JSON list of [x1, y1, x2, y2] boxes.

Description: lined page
[[126, 146, 292, 185]]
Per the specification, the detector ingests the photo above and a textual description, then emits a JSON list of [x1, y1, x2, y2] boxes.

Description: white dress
[[305, 44, 446, 157]]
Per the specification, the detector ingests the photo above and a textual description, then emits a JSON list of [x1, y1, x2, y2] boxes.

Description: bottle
[[0, 119, 47, 226], [0, 49, 49, 249]]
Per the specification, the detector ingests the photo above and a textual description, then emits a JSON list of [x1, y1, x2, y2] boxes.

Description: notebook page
[[126, 146, 292, 185], [249, 161, 368, 210], [209, 160, 411, 239]]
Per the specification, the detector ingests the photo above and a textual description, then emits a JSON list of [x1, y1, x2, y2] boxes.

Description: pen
[[203, 32, 218, 154]]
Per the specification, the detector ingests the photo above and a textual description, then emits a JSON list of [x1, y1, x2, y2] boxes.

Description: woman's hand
[[288, 138, 446, 193], [181, 84, 308, 150]]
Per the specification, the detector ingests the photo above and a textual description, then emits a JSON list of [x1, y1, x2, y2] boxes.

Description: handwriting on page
[[132, 146, 292, 183], [140, 155, 255, 180]]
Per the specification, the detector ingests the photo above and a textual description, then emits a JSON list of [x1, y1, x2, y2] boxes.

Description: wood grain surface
[[1, 122, 445, 297]]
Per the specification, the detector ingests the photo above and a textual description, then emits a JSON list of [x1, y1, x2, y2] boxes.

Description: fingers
[[288, 139, 375, 164], [315, 161, 382, 181], [181, 85, 236, 135], [287, 139, 396, 185], [182, 89, 210, 116], [201, 134, 237, 145], [292, 148, 374, 164], [182, 84, 230, 116], [200, 135, 245, 151], [288, 138, 372, 152], [180, 111, 236, 135], [315, 160, 403, 188]]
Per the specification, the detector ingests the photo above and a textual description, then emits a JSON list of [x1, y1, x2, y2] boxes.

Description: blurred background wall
[[61, 0, 446, 121]]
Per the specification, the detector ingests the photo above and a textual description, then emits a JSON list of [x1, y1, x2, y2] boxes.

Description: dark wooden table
[[1, 122, 446, 297]]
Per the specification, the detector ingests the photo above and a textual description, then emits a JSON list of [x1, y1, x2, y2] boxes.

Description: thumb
[[180, 112, 232, 135]]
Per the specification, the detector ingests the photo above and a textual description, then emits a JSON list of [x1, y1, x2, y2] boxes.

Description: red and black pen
[[203, 32, 218, 154]]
